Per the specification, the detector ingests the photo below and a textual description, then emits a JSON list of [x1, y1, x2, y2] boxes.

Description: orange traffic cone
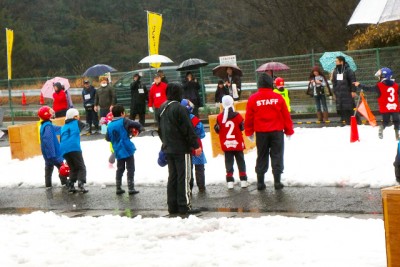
[[21, 92, 27, 105], [350, 116, 359, 142], [39, 92, 45, 105]]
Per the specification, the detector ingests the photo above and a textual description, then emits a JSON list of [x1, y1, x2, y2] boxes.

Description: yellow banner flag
[[147, 11, 162, 68], [6, 28, 14, 80]]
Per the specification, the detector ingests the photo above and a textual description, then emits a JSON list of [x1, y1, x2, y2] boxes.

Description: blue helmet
[[180, 99, 194, 113], [380, 67, 393, 81]]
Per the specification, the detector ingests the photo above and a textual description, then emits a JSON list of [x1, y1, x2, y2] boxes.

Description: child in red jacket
[[53, 82, 68, 118], [214, 95, 248, 189]]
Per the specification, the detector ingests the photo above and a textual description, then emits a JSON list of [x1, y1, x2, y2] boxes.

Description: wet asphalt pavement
[[0, 185, 383, 218]]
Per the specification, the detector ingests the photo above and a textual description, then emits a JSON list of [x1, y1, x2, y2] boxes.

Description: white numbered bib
[[84, 94, 91, 100], [156, 92, 161, 97], [337, 74, 343, 81], [138, 89, 144, 94]]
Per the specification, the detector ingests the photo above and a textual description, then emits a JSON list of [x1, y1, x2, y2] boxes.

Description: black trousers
[[255, 131, 284, 177], [224, 151, 247, 182], [116, 155, 135, 182], [382, 112, 400, 130], [63, 151, 87, 184], [190, 164, 205, 190], [44, 162, 67, 187], [85, 108, 99, 126], [55, 109, 67, 118], [338, 110, 353, 125], [166, 153, 192, 213], [130, 104, 146, 127]]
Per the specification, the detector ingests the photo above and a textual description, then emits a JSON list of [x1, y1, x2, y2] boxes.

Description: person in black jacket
[[82, 80, 99, 134], [224, 67, 242, 101], [130, 74, 148, 127], [158, 82, 202, 215], [214, 80, 229, 104], [332, 56, 357, 125], [183, 72, 202, 116]]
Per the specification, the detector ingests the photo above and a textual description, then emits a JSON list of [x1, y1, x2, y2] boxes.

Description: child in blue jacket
[[60, 108, 88, 193], [38, 106, 68, 188], [106, 105, 143, 195], [181, 99, 207, 192]]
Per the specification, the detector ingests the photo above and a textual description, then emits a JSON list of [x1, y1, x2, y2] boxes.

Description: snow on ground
[[0, 125, 398, 188], [0, 212, 385, 267]]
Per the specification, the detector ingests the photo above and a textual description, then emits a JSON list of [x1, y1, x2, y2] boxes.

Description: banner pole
[[6, 28, 14, 125]]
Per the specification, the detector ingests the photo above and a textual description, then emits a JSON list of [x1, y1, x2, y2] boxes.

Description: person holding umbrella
[[332, 56, 357, 125], [53, 82, 69, 118], [183, 72, 202, 116], [148, 74, 168, 124], [130, 74, 148, 127], [94, 76, 116, 118], [224, 67, 242, 101]]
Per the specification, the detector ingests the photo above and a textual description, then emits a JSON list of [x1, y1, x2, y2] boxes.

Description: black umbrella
[[82, 64, 117, 77], [212, 64, 243, 79], [176, 58, 208, 71]]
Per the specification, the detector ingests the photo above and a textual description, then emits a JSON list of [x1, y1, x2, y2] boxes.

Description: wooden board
[[208, 111, 256, 158], [8, 118, 65, 160], [382, 186, 400, 267]]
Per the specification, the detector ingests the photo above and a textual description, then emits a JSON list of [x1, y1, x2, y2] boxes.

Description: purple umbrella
[[256, 62, 290, 72]]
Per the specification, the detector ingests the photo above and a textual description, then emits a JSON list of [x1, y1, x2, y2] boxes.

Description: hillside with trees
[[0, 0, 377, 78]]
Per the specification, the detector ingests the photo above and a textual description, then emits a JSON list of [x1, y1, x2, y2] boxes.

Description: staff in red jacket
[[53, 82, 68, 118], [148, 74, 167, 122], [245, 73, 294, 191]]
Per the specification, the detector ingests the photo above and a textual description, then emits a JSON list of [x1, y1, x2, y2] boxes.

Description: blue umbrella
[[82, 64, 117, 77], [319, 52, 357, 72]]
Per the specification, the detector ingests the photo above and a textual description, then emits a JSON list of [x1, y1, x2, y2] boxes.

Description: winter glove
[[149, 107, 154, 113], [248, 135, 255, 142]]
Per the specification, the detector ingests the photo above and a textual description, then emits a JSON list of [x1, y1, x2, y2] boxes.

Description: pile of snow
[[0, 212, 385, 266], [0, 125, 398, 188]]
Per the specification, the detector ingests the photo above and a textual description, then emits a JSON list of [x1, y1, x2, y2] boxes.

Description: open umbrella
[[256, 62, 290, 73], [41, 77, 71, 99], [138, 54, 173, 64], [319, 52, 357, 72], [82, 64, 117, 77], [348, 0, 400, 25], [176, 58, 208, 71], [212, 64, 242, 79]]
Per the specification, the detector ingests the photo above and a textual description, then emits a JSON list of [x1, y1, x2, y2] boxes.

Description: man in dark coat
[[82, 79, 99, 134], [130, 74, 148, 126], [158, 82, 202, 215], [183, 72, 202, 116], [332, 56, 357, 125]]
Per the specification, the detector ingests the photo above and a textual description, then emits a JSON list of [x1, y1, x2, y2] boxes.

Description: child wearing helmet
[[60, 108, 88, 193], [354, 67, 400, 140], [106, 105, 143, 195], [38, 106, 69, 188], [214, 95, 248, 189], [273, 77, 291, 112], [181, 99, 207, 192]]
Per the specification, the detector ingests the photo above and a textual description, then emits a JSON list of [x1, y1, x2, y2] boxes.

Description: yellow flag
[[6, 28, 14, 80], [147, 11, 162, 68]]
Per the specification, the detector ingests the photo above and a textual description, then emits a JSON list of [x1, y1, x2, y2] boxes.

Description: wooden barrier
[[382, 186, 400, 267], [8, 118, 65, 160]]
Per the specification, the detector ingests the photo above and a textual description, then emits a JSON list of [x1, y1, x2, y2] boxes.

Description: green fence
[[1, 46, 400, 116]]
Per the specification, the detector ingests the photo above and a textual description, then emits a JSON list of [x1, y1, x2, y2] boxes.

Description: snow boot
[[323, 111, 329, 122], [273, 174, 284, 190], [68, 182, 77, 193], [78, 181, 89, 193], [257, 174, 266, 190], [379, 125, 384, 139], [227, 182, 234, 189], [316, 111, 323, 122], [116, 177, 125, 195], [127, 178, 139, 195], [195, 165, 206, 192]]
